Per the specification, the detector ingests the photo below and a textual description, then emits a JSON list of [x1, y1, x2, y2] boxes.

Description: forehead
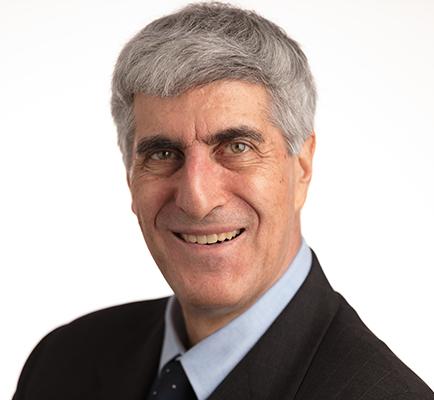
[[133, 80, 275, 142]]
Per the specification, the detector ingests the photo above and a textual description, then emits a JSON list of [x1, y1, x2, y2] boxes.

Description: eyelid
[[220, 140, 254, 153], [150, 149, 178, 160], [145, 148, 183, 159]]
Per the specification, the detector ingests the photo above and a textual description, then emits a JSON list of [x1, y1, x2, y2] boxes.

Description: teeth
[[180, 229, 241, 245], [186, 234, 197, 243], [217, 232, 227, 241], [197, 235, 207, 244], [207, 234, 218, 244]]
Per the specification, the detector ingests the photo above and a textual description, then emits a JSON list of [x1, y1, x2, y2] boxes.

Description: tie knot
[[147, 357, 197, 399]]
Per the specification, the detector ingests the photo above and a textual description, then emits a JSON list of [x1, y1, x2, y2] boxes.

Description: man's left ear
[[294, 132, 316, 210]]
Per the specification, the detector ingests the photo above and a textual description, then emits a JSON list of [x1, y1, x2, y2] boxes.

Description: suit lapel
[[208, 252, 340, 400], [98, 300, 166, 400]]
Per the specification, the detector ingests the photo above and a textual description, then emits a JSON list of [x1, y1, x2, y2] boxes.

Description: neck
[[179, 232, 303, 347], [181, 305, 246, 347]]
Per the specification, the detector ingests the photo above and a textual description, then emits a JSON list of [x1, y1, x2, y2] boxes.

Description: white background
[[1, 0, 433, 398]]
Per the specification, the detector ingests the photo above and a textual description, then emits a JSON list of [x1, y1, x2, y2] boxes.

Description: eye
[[228, 142, 250, 154], [150, 150, 178, 160]]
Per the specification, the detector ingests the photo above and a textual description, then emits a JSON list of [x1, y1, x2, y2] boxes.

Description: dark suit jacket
[[13, 252, 433, 399]]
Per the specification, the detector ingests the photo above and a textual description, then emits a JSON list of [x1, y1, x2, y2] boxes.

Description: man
[[13, 2, 433, 400]]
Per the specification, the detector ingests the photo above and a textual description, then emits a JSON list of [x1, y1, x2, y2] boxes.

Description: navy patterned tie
[[147, 357, 197, 400]]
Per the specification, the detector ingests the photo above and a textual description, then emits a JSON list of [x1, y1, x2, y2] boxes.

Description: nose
[[174, 147, 227, 221]]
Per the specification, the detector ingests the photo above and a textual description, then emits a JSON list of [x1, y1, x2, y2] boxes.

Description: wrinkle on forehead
[[133, 80, 275, 147]]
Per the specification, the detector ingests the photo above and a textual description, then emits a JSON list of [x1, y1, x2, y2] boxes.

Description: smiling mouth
[[175, 229, 245, 245]]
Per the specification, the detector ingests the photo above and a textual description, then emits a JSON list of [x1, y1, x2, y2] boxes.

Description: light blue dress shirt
[[158, 239, 312, 400]]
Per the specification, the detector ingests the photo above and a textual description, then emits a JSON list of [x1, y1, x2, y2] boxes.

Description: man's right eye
[[150, 150, 177, 160]]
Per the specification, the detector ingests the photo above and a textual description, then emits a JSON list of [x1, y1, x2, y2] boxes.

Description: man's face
[[129, 80, 314, 319]]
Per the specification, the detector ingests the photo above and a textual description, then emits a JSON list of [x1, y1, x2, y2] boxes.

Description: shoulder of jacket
[[312, 294, 434, 399]]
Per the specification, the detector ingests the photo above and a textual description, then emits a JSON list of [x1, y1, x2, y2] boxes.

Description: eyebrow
[[135, 135, 184, 156], [204, 126, 265, 146], [135, 125, 265, 155]]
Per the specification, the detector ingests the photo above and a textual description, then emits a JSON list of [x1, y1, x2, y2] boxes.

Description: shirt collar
[[159, 239, 312, 400]]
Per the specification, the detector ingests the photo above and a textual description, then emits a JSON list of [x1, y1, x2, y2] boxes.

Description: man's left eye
[[229, 142, 250, 154]]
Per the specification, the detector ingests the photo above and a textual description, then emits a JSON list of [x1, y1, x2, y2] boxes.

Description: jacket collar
[[208, 251, 340, 400]]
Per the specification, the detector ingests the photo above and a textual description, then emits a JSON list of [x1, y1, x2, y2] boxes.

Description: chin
[[174, 275, 257, 316]]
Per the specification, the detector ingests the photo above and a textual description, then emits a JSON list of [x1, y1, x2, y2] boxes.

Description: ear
[[294, 132, 316, 211], [126, 171, 137, 215]]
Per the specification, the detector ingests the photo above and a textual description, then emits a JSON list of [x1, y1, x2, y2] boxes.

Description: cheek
[[247, 166, 295, 213], [130, 180, 168, 227]]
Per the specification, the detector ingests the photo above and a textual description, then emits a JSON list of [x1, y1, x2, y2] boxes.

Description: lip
[[170, 226, 245, 236], [171, 228, 246, 249]]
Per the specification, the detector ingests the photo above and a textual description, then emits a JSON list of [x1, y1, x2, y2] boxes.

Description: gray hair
[[111, 2, 316, 169]]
